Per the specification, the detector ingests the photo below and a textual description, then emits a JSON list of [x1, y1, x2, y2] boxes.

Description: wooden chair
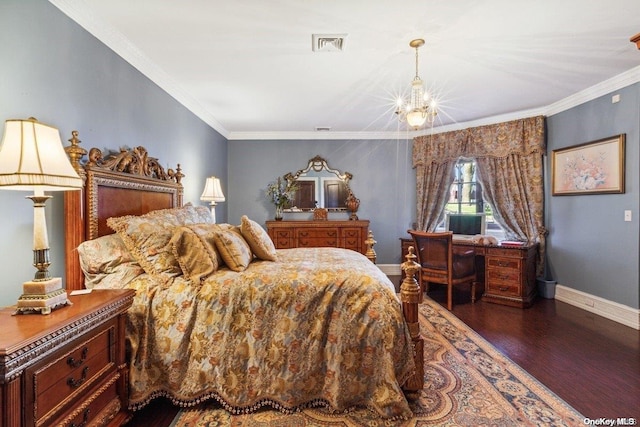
[[408, 230, 477, 310]]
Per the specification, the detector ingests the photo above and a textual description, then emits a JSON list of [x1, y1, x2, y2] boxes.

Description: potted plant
[[266, 177, 298, 220]]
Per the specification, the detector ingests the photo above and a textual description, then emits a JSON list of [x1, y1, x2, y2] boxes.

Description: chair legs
[[445, 280, 477, 311]]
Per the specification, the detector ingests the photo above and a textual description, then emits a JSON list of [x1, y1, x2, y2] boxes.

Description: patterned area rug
[[170, 298, 583, 426]]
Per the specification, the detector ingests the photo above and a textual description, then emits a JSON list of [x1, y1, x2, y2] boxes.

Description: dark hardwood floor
[[126, 278, 639, 425]]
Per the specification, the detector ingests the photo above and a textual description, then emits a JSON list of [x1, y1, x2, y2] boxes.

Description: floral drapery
[[412, 115, 546, 274]]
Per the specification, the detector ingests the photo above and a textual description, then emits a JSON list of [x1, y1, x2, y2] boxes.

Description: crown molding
[[545, 65, 640, 116], [49, 1, 640, 142], [48, 0, 230, 139]]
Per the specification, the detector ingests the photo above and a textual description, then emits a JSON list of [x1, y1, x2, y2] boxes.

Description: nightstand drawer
[[31, 324, 116, 424], [52, 376, 120, 427]]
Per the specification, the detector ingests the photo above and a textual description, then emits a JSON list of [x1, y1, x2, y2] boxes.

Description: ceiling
[[51, 0, 640, 139]]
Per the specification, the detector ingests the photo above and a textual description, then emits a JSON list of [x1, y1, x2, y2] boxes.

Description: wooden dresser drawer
[[296, 228, 339, 238], [271, 229, 293, 248], [31, 325, 115, 423], [486, 257, 521, 270], [486, 280, 521, 297]]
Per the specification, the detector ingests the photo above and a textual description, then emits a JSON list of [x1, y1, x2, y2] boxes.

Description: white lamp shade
[[0, 118, 82, 191], [200, 176, 225, 202]]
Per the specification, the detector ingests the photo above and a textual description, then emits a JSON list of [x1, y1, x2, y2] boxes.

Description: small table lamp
[[200, 176, 225, 223], [0, 118, 82, 314]]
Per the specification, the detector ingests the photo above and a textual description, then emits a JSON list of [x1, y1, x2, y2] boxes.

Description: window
[[439, 158, 504, 238]]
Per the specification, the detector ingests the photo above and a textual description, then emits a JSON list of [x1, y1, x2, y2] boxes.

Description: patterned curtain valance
[[413, 115, 545, 167]]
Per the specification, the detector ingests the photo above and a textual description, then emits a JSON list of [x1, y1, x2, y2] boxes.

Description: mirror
[[283, 156, 355, 213]]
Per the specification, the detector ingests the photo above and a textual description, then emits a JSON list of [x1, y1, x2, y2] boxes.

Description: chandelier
[[395, 39, 437, 129]]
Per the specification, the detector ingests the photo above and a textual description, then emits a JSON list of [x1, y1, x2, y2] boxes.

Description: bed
[[62, 136, 424, 420]]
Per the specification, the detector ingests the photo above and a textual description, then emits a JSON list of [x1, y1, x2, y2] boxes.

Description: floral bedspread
[[123, 247, 415, 419]]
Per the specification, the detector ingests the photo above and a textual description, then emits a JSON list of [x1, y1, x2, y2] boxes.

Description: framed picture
[[552, 134, 625, 195]]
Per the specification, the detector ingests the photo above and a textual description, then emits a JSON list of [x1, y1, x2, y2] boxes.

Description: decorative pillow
[[77, 233, 144, 289], [240, 215, 277, 261], [214, 229, 253, 272], [170, 223, 224, 284], [106, 203, 214, 276]]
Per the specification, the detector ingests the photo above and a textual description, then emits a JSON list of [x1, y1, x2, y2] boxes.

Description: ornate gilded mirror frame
[[283, 155, 359, 217]]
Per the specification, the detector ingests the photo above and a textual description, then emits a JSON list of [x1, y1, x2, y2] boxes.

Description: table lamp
[[0, 118, 83, 314], [200, 176, 225, 223]]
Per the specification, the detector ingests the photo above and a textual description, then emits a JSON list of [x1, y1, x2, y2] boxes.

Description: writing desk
[[400, 237, 538, 308]]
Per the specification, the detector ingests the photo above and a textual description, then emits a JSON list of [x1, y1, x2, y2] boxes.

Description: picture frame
[[551, 134, 625, 196]]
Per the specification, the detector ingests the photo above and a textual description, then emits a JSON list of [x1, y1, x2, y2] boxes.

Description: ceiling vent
[[312, 34, 347, 52]]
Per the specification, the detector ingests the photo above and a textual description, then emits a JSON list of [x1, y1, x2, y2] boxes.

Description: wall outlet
[[584, 299, 595, 307], [624, 210, 632, 221], [612, 94, 621, 103]]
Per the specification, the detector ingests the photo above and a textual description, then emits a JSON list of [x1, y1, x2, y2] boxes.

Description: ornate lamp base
[[13, 277, 72, 315]]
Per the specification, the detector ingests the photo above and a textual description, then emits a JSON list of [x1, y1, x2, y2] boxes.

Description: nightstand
[[0, 289, 135, 427]]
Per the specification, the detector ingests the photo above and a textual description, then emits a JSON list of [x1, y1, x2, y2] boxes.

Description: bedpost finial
[[65, 130, 87, 179], [174, 164, 184, 184]]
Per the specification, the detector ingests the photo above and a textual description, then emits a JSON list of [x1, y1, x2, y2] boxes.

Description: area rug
[[170, 298, 583, 426]]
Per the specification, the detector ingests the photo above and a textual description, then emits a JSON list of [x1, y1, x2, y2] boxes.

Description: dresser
[[266, 220, 369, 255], [0, 289, 135, 427], [401, 237, 537, 308]]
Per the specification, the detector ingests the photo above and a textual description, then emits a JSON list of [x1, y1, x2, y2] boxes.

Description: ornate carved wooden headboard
[[63, 131, 184, 291]]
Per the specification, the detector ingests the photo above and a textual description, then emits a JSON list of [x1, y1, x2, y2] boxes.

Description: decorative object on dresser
[[0, 118, 83, 314], [631, 32, 640, 49], [266, 176, 298, 220], [199, 176, 225, 223], [266, 219, 370, 256], [312, 207, 328, 220], [400, 236, 538, 308], [345, 190, 360, 220], [0, 289, 135, 427]]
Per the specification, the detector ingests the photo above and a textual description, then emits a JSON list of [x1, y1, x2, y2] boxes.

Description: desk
[[400, 237, 538, 308]]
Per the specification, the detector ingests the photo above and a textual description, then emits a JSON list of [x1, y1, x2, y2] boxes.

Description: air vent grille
[[312, 34, 347, 52]]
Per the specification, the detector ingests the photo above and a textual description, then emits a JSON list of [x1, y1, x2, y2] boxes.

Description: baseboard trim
[[554, 284, 639, 330], [378, 264, 402, 276]]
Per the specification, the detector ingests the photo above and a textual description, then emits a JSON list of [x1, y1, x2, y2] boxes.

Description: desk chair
[[408, 230, 476, 310]]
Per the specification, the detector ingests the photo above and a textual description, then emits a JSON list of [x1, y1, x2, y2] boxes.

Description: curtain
[[412, 115, 546, 274]]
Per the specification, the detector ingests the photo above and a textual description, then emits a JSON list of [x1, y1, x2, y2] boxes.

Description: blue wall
[[0, 0, 227, 306], [546, 83, 640, 309], [227, 138, 416, 264]]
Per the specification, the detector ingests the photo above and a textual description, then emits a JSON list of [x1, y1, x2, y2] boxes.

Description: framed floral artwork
[[552, 134, 625, 195]]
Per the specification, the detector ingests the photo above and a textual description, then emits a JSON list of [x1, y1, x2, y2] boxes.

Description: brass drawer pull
[[67, 347, 89, 368], [499, 286, 510, 291], [70, 409, 90, 427], [67, 366, 89, 388]]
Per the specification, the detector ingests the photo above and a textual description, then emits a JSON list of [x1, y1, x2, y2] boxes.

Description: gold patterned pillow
[[106, 203, 214, 276], [77, 233, 144, 289], [240, 215, 277, 261], [170, 224, 224, 284], [214, 229, 253, 272]]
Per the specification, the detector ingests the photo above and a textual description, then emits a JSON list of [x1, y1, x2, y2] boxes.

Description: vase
[[275, 205, 283, 221]]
